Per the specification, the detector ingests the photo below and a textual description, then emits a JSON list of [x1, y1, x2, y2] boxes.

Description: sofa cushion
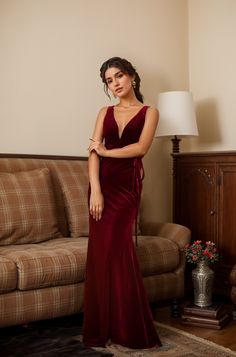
[[0, 256, 17, 293], [0, 238, 88, 290], [0, 284, 85, 327], [57, 164, 89, 237], [136, 236, 180, 276], [0, 168, 61, 245]]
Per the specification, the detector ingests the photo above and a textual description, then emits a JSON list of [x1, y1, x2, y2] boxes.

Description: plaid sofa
[[0, 154, 190, 327]]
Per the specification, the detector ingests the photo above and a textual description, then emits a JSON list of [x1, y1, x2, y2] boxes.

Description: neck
[[117, 103, 138, 109], [118, 94, 140, 109]]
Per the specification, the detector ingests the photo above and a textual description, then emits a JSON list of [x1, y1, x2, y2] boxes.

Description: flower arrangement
[[184, 240, 219, 265]]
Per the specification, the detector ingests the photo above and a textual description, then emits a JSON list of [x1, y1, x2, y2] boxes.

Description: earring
[[132, 80, 136, 89]]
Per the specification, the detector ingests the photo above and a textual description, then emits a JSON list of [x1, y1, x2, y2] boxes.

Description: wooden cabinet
[[173, 151, 236, 296]]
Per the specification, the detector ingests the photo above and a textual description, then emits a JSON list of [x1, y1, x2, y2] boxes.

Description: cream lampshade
[[156, 91, 199, 152]]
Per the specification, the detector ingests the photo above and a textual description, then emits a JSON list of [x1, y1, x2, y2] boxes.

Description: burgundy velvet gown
[[82, 105, 162, 349]]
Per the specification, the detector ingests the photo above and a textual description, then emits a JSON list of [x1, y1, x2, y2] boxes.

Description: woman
[[83, 57, 162, 349]]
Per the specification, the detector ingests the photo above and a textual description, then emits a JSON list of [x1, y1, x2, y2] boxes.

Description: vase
[[192, 260, 214, 307]]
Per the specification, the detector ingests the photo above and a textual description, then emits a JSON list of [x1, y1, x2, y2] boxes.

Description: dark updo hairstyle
[[100, 56, 144, 103]]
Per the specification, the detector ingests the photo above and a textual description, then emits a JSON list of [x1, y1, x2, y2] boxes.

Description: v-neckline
[[112, 106, 146, 140]]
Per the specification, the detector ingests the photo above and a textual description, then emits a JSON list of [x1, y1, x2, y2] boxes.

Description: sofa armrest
[[140, 221, 191, 249]]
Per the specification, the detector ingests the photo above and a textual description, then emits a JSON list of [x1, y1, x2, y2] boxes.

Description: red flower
[[185, 240, 219, 264], [194, 240, 202, 245]]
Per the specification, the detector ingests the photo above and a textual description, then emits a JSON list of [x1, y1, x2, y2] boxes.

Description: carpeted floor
[[0, 314, 112, 357], [1, 314, 236, 357]]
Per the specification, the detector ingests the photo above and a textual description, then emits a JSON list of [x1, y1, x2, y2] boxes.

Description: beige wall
[[0, 0, 189, 223], [187, 0, 236, 152], [3, 1, 235, 224]]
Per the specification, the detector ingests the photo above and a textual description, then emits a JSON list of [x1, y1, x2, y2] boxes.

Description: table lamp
[[156, 91, 199, 153]]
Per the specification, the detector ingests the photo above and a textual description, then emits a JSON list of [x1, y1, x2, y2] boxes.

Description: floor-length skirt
[[82, 158, 161, 349]]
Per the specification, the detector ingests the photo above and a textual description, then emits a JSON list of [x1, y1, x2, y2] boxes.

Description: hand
[[88, 139, 107, 157], [89, 190, 104, 221]]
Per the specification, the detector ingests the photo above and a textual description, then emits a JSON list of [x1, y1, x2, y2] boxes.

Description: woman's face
[[104, 67, 133, 98]]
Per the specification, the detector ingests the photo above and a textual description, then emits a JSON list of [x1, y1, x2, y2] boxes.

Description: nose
[[113, 78, 119, 87]]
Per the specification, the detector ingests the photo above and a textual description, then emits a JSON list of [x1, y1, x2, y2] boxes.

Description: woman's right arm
[[88, 107, 107, 221]]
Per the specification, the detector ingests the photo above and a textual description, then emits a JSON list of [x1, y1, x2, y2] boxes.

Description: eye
[[117, 73, 123, 78], [106, 79, 112, 85]]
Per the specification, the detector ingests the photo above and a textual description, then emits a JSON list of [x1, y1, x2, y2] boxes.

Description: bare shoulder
[[98, 106, 109, 115], [146, 106, 159, 117], [91, 107, 109, 140], [96, 106, 109, 122], [145, 106, 159, 125]]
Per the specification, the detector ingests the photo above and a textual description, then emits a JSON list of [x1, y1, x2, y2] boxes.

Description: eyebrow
[[105, 70, 123, 81]]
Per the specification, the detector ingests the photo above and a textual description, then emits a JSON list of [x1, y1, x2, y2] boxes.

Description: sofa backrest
[[0, 154, 89, 245]]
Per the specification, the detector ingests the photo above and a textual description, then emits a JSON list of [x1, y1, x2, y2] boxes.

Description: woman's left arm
[[89, 107, 159, 158]]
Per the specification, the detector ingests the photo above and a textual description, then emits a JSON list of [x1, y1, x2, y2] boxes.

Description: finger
[[89, 202, 103, 220], [88, 147, 96, 153], [89, 138, 101, 144], [97, 205, 104, 220], [91, 205, 99, 221], [89, 204, 96, 219], [88, 144, 94, 151], [99, 204, 103, 220], [98, 210, 102, 220], [96, 207, 100, 221], [95, 205, 100, 221], [93, 205, 99, 221], [89, 144, 99, 153], [89, 207, 94, 218], [92, 208, 97, 220]]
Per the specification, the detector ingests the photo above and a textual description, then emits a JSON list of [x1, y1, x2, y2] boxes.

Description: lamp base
[[171, 136, 181, 153]]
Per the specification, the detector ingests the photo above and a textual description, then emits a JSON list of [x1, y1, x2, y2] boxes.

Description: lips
[[116, 87, 123, 93]]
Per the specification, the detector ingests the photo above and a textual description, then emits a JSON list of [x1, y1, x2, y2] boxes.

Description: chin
[[116, 90, 129, 98]]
